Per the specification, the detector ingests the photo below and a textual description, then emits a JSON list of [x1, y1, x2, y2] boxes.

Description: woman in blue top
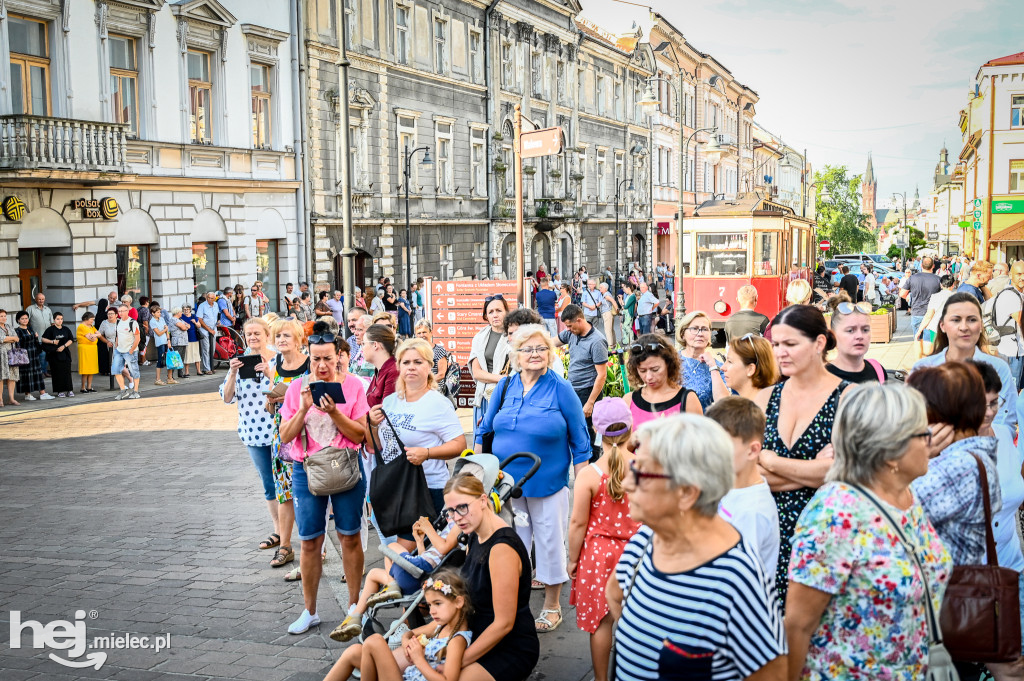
[[397, 288, 413, 338], [180, 304, 202, 378], [475, 323, 590, 634], [675, 310, 720, 411]]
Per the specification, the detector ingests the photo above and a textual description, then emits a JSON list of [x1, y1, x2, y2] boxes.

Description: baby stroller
[[360, 451, 541, 647], [214, 324, 246, 368]]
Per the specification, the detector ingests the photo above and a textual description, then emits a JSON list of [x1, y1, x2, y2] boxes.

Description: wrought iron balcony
[[0, 115, 130, 174]]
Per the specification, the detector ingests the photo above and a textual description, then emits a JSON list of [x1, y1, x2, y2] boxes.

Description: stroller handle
[[499, 452, 542, 499]]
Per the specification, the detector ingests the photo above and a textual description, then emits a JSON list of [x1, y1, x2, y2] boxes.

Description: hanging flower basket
[[523, 166, 537, 176], [492, 161, 507, 173], [570, 172, 585, 182]]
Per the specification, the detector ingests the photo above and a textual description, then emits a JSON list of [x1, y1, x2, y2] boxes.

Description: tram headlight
[[713, 300, 729, 315]]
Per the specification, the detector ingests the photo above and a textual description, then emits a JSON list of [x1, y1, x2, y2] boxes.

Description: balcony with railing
[[0, 115, 130, 175]]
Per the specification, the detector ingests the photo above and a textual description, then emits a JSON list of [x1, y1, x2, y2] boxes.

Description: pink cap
[[592, 397, 632, 437]]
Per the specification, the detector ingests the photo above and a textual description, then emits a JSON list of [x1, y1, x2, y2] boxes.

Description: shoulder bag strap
[[866, 358, 886, 382], [850, 484, 943, 645], [968, 452, 999, 566]]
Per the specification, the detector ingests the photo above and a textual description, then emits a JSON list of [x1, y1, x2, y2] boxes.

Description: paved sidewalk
[[865, 309, 919, 371], [0, 380, 591, 681]]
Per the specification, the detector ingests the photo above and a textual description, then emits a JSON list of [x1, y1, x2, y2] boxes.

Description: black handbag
[[479, 376, 511, 454], [368, 410, 436, 537]]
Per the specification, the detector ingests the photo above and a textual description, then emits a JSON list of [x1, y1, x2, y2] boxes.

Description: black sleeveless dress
[[763, 380, 849, 606], [462, 526, 539, 681]]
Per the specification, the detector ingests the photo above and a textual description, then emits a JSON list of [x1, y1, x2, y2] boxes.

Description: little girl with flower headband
[[324, 569, 474, 681]]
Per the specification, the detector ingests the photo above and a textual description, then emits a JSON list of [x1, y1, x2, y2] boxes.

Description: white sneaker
[[128, 391, 141, 399], [39, 393, 55, 400], [114, 389, 130, 401], [287, 609, 320, 634], [143, 360, 151, 366], [24, 394, 37, 401]]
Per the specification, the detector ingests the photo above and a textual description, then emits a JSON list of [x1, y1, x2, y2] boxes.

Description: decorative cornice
[[96, 0, 108, 40], [240, 23, 289, 43]]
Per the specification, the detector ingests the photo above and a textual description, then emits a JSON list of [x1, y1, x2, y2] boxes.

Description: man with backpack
[[990, 261, 1024, 386], [111, 303, 141, 400]]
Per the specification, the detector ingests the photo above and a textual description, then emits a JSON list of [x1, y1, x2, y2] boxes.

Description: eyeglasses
[[484, 294, 505, 304], [627, 459, 673, 487], [516, 346, 549, 355], [836, 302, 873, 315], [987, 397, 1005, 412], [685, 326, 711, 335], [910, 427, 933, 446], [308, 334, 338, 345], [441, 503, 472, 519], [628, 342, 662, 355]]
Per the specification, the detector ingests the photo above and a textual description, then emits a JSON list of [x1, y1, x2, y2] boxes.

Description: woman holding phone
[[221, 318, 282, 566]]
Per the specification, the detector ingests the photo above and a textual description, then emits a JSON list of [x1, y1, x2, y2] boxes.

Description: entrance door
[[18, 249, 42, 308]]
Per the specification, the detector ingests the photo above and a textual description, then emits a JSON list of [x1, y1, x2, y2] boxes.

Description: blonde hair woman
[[366, 338, 467, 547], [786, 278, 813, 306], [675, 310, 721, 410], [475, 324, 591, 633]]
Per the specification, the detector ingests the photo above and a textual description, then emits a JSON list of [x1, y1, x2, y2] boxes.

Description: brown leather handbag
[[938, 452, 1021, 663]]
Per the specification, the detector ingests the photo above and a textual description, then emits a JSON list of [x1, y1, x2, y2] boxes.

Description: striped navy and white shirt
[[613, 526, 786, 681]]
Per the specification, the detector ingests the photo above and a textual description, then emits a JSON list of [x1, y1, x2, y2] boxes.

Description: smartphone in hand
[[310, 381, 346, 405]]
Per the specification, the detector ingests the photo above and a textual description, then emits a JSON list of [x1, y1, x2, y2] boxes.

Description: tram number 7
[[718, 287, 726, 297]]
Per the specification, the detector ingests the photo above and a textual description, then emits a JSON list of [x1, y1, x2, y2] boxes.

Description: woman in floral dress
[[14, 311, 48, 400], [786, 382, 951, 681]]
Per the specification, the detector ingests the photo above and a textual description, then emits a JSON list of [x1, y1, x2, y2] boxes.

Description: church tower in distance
[[862, 154, 877, 230]]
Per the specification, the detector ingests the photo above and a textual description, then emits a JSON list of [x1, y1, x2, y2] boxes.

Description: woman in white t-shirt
[[914, 274, 957, 355], [367, 338, 467, 548]]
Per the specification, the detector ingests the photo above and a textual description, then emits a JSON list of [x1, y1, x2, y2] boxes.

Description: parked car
[[833, 253, 896, 268]]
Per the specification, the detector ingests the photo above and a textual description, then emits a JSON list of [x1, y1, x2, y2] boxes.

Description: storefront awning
[[990, 218, 1024, 242]]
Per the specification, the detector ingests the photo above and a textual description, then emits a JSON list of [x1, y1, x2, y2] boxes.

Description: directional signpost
[[424, 278, 518, 408]]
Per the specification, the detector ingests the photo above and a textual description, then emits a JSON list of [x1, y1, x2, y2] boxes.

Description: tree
[[814, 165, 875, 255], [886, 227, 927, 260]]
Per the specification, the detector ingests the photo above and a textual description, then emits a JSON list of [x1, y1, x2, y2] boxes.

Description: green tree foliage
[[885, 227, 927, 260], [814, 165, 876, 254]]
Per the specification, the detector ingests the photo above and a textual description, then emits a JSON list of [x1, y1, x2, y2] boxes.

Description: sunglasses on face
[[441, 503, 473, 519], [836, 302, 873, 315], [629, 342, 661, 354], [308, 334, 338, 345]]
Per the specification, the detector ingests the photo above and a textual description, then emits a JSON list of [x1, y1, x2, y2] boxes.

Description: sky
[[579, 0, 1021, 207]]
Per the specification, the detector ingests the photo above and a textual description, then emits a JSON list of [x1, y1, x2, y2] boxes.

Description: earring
[[890, 464, 899, 474]]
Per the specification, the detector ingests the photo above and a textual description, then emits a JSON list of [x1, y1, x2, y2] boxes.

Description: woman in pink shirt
[[278, 320, 368, 635], [622, 334, 702, 429]]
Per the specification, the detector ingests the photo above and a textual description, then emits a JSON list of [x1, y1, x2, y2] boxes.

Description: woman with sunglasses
[[442, 473, 539, 681], [675, 311, 720, 411], [476, 324, 590, 634], [469, 294, 511, 432], [624, 334, 702, 428], [912, 292, 1018, 428], [785, 383, 953, 681], [753, 304, 852, 605], [608, 415, 786, 681], [363, 323, 398, 408], [278, 321, 368, 634], [825, 294, 887, 383], [719, 333, 778, 400]]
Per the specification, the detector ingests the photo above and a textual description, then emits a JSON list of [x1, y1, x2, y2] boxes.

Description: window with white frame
[[109, 34, 139, 135], [596, 150, 607, 201], [1011, 160, 1024, 192], [653, 148, 661, 186], [433, 17, 448, 75], [577, 146, 588, 202], [469, 30, 482, 83], [398, 114, 419, 188], [1012, 95, 1024, 128], [577, 66, 586, 110], [557, 61, 567, 104], [250, 63, 272, 148], [435, 120, 453, 194], [9, 15, 51, 116], [471, 126, 486, 196], [614, 151, 624, 194], [344, 0, 356, 48], [501, 41, 514, 89], [596, 75, 607, 116], [439, 244, 451, 279], [614, 80, 623, 120], [395, 4, 410, 65], [350, 109, 369, 189], [187, 49, 213, 144], [531, 51, 544, 98]]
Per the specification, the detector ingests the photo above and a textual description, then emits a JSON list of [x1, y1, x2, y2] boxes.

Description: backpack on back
[[439, 350, 463, 403], [982, 287, 1020, 346]]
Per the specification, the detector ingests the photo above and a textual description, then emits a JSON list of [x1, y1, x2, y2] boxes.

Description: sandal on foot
[[531, 579, 546, 590], [270, 546, 294, 568], [259, 533, 281, 550], [535, 608, 562, 633], [366, 583, 403, 608], [284, 567, 302, 582], [329, 615, 362, 642]]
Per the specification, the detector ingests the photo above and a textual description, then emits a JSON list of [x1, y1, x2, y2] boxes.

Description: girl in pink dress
[[567, 398, 642, 681]]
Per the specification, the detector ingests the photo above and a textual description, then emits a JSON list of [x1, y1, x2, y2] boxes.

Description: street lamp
[[893, 191, 908, 264], [403, 144, 433, 293], [614, 177, 635, 290], [638, 76, 717, 323]]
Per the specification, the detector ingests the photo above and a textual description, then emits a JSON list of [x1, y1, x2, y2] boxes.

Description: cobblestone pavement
[[0, 378, 591, 681]]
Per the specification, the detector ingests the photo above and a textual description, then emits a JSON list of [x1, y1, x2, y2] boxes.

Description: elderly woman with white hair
[[475, 324, 591, 633], [786, 382, 953, 681], [608, 414, 787, 680]]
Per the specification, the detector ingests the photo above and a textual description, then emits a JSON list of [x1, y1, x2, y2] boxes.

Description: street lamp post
[[893, 191, 908, 264], [614, 177, 634, 291], [403, 144, 433, 294], [638, 76, 718, 325]]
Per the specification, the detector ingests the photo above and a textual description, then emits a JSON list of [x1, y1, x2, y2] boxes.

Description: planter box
[[890, 308, 897, 335], [870, 312, 892, 343]]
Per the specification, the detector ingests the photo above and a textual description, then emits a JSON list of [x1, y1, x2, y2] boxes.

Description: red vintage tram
[[679, 193, 817, 329]]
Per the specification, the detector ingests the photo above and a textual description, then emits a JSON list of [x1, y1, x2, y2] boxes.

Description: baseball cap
[[592, 397, 632, 437]]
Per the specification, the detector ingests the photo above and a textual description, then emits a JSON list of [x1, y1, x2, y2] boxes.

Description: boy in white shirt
[[707, 396, 781, 576]]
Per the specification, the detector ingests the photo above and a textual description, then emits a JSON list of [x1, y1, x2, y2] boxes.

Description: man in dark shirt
[[839, 265, 860, 301], [724, 285, 770, 344], [900, 256, 941, 338]]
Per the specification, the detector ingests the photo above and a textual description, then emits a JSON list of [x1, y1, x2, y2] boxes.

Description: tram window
[[697, 233, 747, 276], [754, 232, 778, 275]]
